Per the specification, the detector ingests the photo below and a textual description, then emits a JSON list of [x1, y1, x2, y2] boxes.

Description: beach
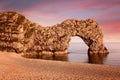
[[0, 51, 120, 80]]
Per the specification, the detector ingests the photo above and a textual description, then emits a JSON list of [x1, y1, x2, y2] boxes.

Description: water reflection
[[37, 54, 68, 61], [88, 53, 108, 64], [27, 52, 108, 65]]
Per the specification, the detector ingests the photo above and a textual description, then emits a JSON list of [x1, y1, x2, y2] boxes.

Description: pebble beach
[[0, 51, 120, 80]]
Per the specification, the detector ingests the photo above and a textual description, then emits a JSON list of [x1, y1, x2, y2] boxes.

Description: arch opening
[[68, 36, 108, 64], [68, 36, 88, 62]]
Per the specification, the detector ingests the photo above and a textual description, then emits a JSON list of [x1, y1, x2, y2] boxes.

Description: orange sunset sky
[[0, 0, 120, 42]]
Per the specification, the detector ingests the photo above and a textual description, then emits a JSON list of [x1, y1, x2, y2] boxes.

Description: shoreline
[[0, 51, 120, 80]]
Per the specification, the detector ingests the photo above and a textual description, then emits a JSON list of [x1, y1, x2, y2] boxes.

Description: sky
[[0, 0, 120, 42]]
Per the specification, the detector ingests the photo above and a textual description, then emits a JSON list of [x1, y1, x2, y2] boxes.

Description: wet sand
[[0, 51, 120, 80]]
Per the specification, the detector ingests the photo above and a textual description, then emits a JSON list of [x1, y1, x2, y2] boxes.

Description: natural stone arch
[[52, 19, 109, 54], [0, 11, 109, 58]]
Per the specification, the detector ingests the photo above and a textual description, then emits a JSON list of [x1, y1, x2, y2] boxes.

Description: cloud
[[1, 0, 120, 13], [102, 21, 120, 33], [95, 10, 120, 35], [0, 0, 45, 11], [70, 0, 120, 11], [0, 2, 7, 11]]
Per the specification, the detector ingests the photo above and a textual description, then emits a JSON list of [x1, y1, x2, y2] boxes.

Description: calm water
[[36, 42, 120, 66], [68, 42, 120, 66]]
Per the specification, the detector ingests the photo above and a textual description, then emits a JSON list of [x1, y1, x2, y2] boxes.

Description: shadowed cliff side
[[0, 11, 109, 58]]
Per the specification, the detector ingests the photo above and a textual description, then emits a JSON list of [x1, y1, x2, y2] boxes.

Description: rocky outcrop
[[0, 11, 109, 57]]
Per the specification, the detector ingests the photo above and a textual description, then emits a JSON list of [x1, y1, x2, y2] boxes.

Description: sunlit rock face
[[0, 11, 108, 57]]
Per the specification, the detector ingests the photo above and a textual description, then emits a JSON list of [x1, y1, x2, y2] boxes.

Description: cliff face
[[0, 11, 108, 57], [0, 11, 37, 53]]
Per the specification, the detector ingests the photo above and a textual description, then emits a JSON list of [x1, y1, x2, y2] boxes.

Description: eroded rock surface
[[0, 11, 108, 57]]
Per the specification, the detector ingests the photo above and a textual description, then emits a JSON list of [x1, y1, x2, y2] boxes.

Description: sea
[[68, 42, 120, 66], [39, 42, 120, 66]]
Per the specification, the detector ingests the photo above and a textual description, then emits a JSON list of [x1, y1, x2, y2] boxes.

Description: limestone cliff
[[0, 11, 108, 58]]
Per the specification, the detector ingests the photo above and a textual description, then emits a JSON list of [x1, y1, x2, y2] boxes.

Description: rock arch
[[63, 19, 108, 53], [0, 11, 109, 57]]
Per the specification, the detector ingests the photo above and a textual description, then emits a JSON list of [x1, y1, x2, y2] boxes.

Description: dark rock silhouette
[[88, 52, 108, 64], [0, 11, 109, 57]]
